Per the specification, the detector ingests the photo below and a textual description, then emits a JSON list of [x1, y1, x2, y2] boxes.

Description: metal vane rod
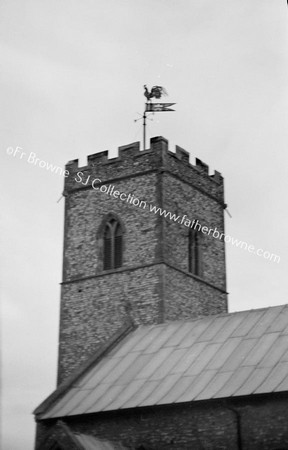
[[134, 110, 153, 151], [143, 110, 146, 151]]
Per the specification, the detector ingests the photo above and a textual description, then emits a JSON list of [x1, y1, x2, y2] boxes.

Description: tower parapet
[[64, 136, 224, 203]]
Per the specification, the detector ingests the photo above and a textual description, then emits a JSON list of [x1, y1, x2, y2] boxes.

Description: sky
[[1, 1, 288, 448]]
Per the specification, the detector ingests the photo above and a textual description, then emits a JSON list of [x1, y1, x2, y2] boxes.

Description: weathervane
[[135, 85, 176, 150], [144, 85, 168, 101]]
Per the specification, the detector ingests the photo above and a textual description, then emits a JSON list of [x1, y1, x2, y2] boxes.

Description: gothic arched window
[[103, 219, 123, 270], [189, 229, 202, 276]]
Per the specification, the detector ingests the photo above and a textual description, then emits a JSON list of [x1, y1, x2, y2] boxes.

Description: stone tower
[[58, 136, 227, 384]]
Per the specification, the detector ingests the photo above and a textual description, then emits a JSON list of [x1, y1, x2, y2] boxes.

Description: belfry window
[[189, 229, 202, 276], [103, 219, 123, 270]]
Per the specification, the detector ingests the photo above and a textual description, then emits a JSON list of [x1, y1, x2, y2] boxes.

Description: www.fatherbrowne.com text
[[75, 172, 280, 264]]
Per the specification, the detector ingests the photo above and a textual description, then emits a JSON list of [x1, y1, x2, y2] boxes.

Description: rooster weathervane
[[144, 85, 168, 102], [135, 85, 175, 150]]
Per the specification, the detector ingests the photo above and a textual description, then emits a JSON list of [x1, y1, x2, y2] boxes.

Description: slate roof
[[37, 304, 288, 419]]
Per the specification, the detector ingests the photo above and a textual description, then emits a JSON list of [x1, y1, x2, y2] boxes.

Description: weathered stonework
[[58, 136, 227, 384]]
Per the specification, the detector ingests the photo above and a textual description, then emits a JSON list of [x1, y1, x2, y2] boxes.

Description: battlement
[[64, 136, 224, 201]]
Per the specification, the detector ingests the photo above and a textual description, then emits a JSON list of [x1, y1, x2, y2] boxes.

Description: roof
[[37, 304, 288, 419]]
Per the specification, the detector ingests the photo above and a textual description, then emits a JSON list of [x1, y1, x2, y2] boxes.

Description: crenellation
[[175, 145, 190, 165], [87, 150, 108, 165], [195, 157, 209, 175], [210, 170, 223, 184], [118, 141, 141, 159], [64, 137, 224, 204], [65, 158, 79, 170], [150, 135, 169, 154], [65, 138, 221, 180]]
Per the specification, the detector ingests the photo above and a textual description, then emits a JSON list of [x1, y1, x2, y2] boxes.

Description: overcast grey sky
[[1, 1, 288, 448]]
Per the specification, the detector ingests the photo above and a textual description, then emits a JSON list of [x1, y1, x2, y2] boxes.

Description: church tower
[[58, 136, 227, 384]]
